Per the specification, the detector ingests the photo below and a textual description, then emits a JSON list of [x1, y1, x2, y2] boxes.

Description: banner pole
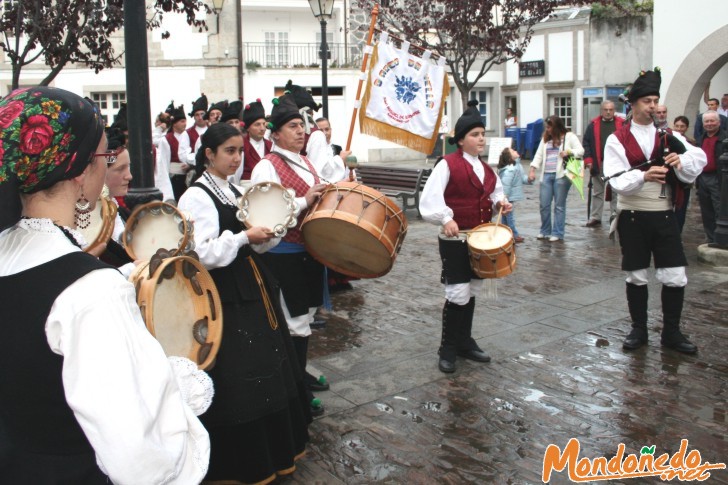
[[345, 3, 379, 181]]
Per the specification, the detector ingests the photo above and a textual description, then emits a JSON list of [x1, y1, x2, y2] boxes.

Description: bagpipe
[[601, 126, 689, 206]]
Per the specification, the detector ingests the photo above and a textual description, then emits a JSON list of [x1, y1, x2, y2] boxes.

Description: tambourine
[[123, 201, 194, 261], [236, 182, 297, 237], [80, 195, 118, 254], [129, 251, 222, 370]]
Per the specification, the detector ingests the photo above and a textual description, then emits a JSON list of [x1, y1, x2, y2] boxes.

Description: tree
[[358, 0, 604, 109], [0, 0, 210, 90]]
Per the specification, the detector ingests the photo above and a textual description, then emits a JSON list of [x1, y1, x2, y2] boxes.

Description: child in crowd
[[497, 147, 529, 243]]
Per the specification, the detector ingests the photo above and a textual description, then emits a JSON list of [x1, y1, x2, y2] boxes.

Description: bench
[[356, 165, 432, 218]]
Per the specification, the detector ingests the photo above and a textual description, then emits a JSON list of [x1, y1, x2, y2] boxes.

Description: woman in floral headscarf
[[0, 87, 211, 484]]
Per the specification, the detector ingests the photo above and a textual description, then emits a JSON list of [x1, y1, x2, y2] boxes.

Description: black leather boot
[[438, 300, 461, 373], [623, 283, 648, 350], [457, 297, 491, 363], [660, 285, 697, 354]]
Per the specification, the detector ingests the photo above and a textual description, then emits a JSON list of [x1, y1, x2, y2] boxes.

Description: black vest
[[0, 251, 111, 483]]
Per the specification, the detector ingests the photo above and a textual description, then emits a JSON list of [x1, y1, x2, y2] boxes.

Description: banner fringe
[[359, 39, 450, 155]]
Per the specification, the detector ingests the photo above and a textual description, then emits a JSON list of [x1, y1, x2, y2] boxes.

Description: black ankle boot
[[660, 286, 697, 354], [623, 283, 648, 350]]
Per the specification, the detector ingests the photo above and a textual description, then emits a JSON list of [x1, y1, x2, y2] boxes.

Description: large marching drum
[[301, 181, 408, 278]]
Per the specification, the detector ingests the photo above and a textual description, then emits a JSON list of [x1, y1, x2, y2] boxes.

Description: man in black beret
[[233, 99, 272, 183], [251, 93, 328, 416], [603, 68, 707, 354], [186, 94, 209, 161], [420, 99, 512, 373], [220, 100, 243, 132], [157, 102, 191, 201]]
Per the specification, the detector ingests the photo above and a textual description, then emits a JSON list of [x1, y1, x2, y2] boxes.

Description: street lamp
[[308, 0, 335, 119], [212, 0, 225, 34]]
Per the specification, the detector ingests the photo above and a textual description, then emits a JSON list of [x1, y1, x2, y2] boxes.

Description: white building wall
[[520, 90, 544, 129], [547, 32, 573, 82], [654, 0, 727, 99]]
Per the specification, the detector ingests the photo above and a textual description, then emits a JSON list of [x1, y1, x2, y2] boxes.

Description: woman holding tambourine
[[0, 87, 210, 483], [178, 122, 311, 483]]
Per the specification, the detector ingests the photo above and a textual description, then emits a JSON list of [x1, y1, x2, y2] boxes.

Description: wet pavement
[[281, 162, 728, 485]]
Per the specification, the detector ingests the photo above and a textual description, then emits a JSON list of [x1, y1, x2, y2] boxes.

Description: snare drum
[[80, 196, 117, 254], [236, 182, 297, 237], [123, 201, 194, 261], [467, 223, 516, 278], [129, 254, 222, 370], [301, 182, 408, 278]]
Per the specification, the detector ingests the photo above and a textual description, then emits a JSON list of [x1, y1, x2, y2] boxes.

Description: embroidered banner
[[359, 32, 449, 154]]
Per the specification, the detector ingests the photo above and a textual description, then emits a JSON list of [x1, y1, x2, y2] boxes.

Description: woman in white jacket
[[528, 115, 584, 241]]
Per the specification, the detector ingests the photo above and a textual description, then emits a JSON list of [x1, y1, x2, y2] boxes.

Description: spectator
[[696, 110, 726, 243], [528, 115, 585, 242], [583, 100, 624, 227], [497, 147, 528, 243]]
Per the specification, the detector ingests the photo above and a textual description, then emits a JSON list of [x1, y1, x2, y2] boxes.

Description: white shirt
[[603, 121, 706, 207], [305, 130, 347, 183], [420, 151, 507, 226], [718, 107, 728, 117], [0, 219, 210, 485], [177, 172, 279, 268], [158, 132, 192, 176]]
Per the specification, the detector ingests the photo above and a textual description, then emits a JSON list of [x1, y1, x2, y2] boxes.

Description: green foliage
[[591, 0, 653, 18]]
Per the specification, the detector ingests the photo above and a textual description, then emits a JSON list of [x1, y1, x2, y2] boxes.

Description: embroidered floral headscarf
[[0, 86, 105, 230]]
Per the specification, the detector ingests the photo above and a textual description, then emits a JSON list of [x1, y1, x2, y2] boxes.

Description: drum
[[236, 182, 297, 237], [123, 201, 194, 261], [129, 253, 222, 370], [80, 195, 117, 254], [301, 182, 408, 278], [467, 223, 516, 278]]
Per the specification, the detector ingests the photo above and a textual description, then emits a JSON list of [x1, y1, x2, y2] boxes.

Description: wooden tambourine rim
[[237, 182, 297, 237], [122, 201, 191, 261], [129, 256, 223, 370], [82, 196, 118, 254]]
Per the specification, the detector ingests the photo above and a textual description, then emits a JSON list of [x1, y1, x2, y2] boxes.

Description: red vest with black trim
[[613, 122, 685, 209], [264, 152, 320, 244], [186, 127, 200, 151], [241, 135, 272, 181], [443, 150, 497, 230], [165, 131, 181, 165]]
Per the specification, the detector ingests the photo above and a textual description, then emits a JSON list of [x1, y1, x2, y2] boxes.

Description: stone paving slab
[[281, 180, 728, 485]]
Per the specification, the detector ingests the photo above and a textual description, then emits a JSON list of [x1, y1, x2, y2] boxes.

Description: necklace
[[203, 171, 236, 207]]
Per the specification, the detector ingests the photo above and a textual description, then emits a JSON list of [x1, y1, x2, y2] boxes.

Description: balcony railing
[[243, 42, 363, 70]]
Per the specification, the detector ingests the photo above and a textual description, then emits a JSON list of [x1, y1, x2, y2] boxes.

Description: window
[[551, 96, 572, 131], [265, 32, 289, 67], [470, 89, 489, 128], [91, 92, 126, 126]]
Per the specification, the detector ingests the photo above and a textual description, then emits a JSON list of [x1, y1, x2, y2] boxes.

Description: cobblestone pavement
[[281, 164, 728, 485]]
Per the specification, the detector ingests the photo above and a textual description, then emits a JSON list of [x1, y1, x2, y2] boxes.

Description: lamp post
[[308, 0, 335, 119], [212, 0, 225, 34], [713, 137, 728, 248]]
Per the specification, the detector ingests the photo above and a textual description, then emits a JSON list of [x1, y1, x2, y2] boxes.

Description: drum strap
[[247, 256, 279, 330]]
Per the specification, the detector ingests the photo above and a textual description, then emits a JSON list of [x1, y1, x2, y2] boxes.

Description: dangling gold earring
[[75, 194, 91, 229]]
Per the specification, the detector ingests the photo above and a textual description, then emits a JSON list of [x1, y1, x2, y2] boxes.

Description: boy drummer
[[420, 100, 512, 373]]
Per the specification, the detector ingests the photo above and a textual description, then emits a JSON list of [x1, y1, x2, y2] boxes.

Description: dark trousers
[[697, 172, 721, 242]]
